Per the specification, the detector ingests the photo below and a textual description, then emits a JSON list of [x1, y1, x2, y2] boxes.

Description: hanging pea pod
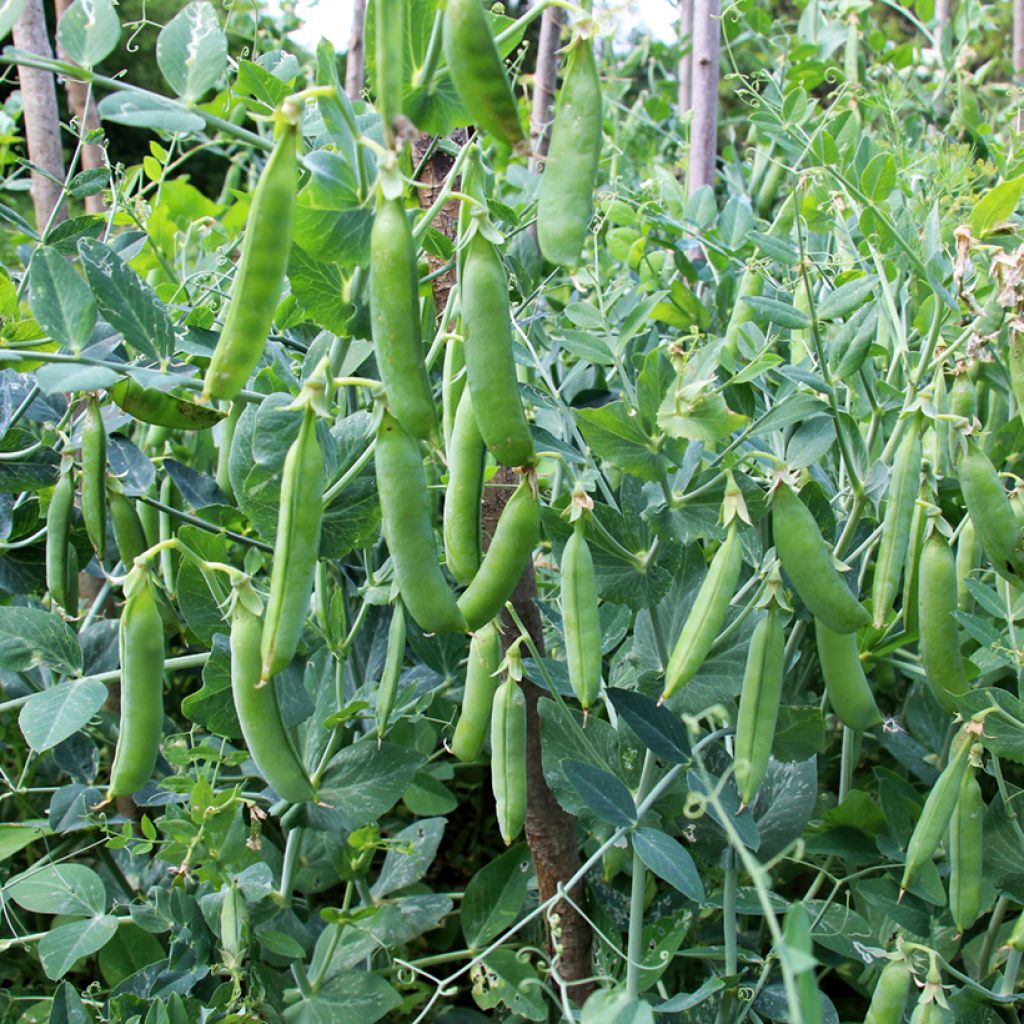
[[108, 482, 149, 570], [375, 602, 406, 741], [561, 515, 602, 711], [80, 397, 107, 559], [374, 0, 404, 146], [110, 377, 224, 431], [955, 517, 980, 612], [46, 468, 77, 615], [959, 439, 1024, 586], [814, 620, 882, 732], [949, 765, 983, 934], [451, 620, 502, 763], [443, 388, 485, 586], [491, 672, 527, 845], [864, 957, 912, 1024]]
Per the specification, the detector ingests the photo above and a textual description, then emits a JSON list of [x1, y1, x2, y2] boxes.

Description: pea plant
[[1, 0, 1024, 1021]]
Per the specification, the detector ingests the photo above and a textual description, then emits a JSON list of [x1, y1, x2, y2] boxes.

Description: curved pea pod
[[773, 483, 870, 633], [443, 388, 485, 586], [949, 370, 976, 422], [260, 406, 324, 682], [110, 377, 224, 431], [231, 587, 313, 804], [949, 767, 983, 934], [826, 302, 879, 379], [662, 526, 743, 701], [458, 477, 539, 631], [537, 36, 602, 268], [204, 119, 298, 401], [959, 440, 1024, 586], [375, 412, 466, 634], [491, 676, 527, 845], [561, 522, 602, 710], [442, 334, 466, 453], [220, 881, 248, 971], [871, 420, 922, 628], [900, 732, 976, 894], [733, 606, 785, 807], [814, 620, 882, 732], [864, 957, 912, 1024], [442, 0, 526, 152], [108, 486, 149, 570], [917, 531, 970, 711], [370, 196, 438, 442], [909, 1002, 944, 1024], [451, 620, 502, 763], [956, 517, 980, 612], [80, 397, 107, 559], [461, 233, 535, 468], [375, 602, 406, 740], [46, 470, 76, 614], [374, 0, 404, 144], [108, 569, 165, 798]]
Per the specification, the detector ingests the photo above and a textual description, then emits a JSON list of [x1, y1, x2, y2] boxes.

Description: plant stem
[[980, 895, 1011, 979]]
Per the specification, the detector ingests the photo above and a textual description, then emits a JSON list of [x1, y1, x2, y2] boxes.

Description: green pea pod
[[231, 584, 313, 803], [782, 904, 822, 1024], [909, 1000, 944, 1023], [1010, 330, 1024, 426], [46, 470, 76, 614], [1006, 910, 1024, 952], [108, 569, 165, 798], [814, 620, 882, 732], [773, 484, 870, 633], [462, 233, 535, 468], [443, 388, 485, 586], [457, 477, 539, 631], [491, 676, 527, 845], [900, 732, 976, 893], [80, 397, 107, 559], [754, 155, 787, 218], [108, 486, 149, 570], [442, 0, 526, 152], [871, 420, 922, 628], [662, 526, 743, 701], [260, 406, 324, 682], [215, 400, 243, 502], [537, 36, 602, 268], [220, 881, 248, 970], [949, 766, 983, 934], [110, 377, 224, 431], [442, 334, 466, 453], [375, 602, 406, 740], [374, 0, 404, 144], [864, 957, 912, 1024], [733, 606, 785, 807], [901, 485, 927, 634], [917, 531, 970, 711], [956, 517, 980, 612], [370, 196, 438, 442], [375, 411, 466, 634], [959, 440, 1024, 586], [561, 522, 602, 710], [949, 371, 976, 421], [451, 620, 502, 762], [817, 274, 878, 321], [204, 118, 298, 401], [827, 302, 878, 379]]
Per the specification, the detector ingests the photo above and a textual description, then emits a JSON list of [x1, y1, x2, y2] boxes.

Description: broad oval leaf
[[6, 862, 106, 915], [632, 827, 705, 903], [27, 245, 95, 352], [18, 677, 107, 752], [562, 758, 636, 827], [156, 1, 227, 103], [56, 0, 120, 68]]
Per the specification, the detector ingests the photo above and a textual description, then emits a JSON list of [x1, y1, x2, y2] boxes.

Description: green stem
[[275, 826, 305, 907], [1001, 949, 1022, 997], [980, 895, 1011, 979], [625, 845, 647, 999], [838, 727, 856, 803]]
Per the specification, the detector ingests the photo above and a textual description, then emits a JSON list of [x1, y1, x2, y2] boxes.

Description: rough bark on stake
[[12, 0, 67, 230], [686, 0, 719, 197], [55, 0, 105, 214], [936, 0, 950, 26], [345, 0, 367, 100], [678, 0, 694, 115], [482, 467, 595, 1003], [530, 6, 565, 166]]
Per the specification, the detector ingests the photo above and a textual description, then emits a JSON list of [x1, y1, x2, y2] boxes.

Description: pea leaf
[[0, 607, 82, 675], [18, 678, 107, 752], [57, 0, 120, 67], [562, 759, 636, 827], [461, 844, 532, 949], [156, 1, 227, 103], [632, 827, 705, 903]]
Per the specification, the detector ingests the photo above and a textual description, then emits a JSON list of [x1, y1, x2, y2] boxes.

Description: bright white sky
[[266, 0, 680, 48]]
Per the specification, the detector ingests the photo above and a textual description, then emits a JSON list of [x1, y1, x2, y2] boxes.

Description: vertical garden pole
[[686, 0, 719, 197]]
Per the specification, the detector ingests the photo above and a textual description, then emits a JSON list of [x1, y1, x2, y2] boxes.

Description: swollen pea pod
[[917, 530, 970, 711], [370, 195, 438, 442], [814, 620, 882, 732], [80, 397, 107, 559], [46, 469, 76, 615], [451, 620, 502, 763], [375, 411, 466, 634], [1005, 910, 1024, 952], [871, 419, 922, 628], [956, 517, 980, 612], [442, 0, 527, 152], [230, 581, 313, 804], [457, 476, 539, 631], [442, 334, 466, 453], [827, 302, 879, 380], [949, 765, 983, 934], [901, 485, 927, 635], [864, 957, 912, 1024], [375, 602, 406, 741], [536, 35, 602, 268], [959, 439, 1024, 586], [734, 605, 785, 807], [110, 377, 224, 431], [900, 730, 976, 894], [491, 675, 527, 845], [561, 520, 602, 710], [108, 484, 149, 569], [374, 0, 403, 145], [662, 526, 742, 702], [773, 483, 870, 633], [461, 232, 535, 468], [949, 370, 976, 422], [260, 405, 324, 683], [909, 999, 944, 1023], [108, 567, 165, 798], [220, 881, 248, 973], [215, 400, 243, 502], [203, 116, 298, 401], [443, 388, 485, 586]]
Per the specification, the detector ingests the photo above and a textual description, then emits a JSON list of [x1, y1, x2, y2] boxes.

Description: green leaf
[[577, 401, 663, 482], [6, 863, 107, 915], [815, 275, 877, 321], [954, 688, 1024, 763], [319, 739, 424, 831], [38, 916, 119, 980], [28, 246, 96, 352], [96, 922, 164, 988], [606, 688, 690, 763], [632, 827, 705, 903], [0, 821, 51, 862], [0, 0, 25, 41], [562, 759, 636, 827], [371, 818, 445, 898], [56, 0, 120, 67], [859, 152, 897, 202], [657, 381, 748, 443], [0, 428, 60, 491], [282, 971, 401, 1024], [287, 245, 356, 335], [653, 977, 726, 1013], [970, 174, 1024, 238], [18, 677, 107, 752], [741, 295, 811, 330], [97, 91, 204, 133], [156, 1, 227, 103], [179, 634, 240, 738], [461, 844, 531, 949], [294, 151, 374, 267], [771, 705, 826, 761], [581, 990, 655, 1024], [473, 947, 547, 1021], [0, 607, 82, 675], [48, 981, 93, 1024]]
